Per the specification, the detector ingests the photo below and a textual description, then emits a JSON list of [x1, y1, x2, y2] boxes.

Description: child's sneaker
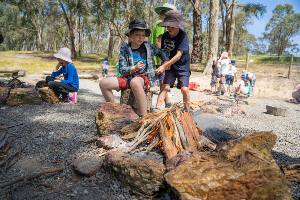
[[69, 92, 78, 104]]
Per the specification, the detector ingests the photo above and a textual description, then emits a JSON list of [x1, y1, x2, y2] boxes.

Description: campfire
[[120, 104, 216, 160]]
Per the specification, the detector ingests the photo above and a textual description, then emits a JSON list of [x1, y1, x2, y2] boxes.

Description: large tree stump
[[266, 105, 287, 117], [6, 88, 42, 106], [120, 89, 152, 112]]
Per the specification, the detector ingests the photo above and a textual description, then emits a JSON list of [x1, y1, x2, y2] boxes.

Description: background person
[[36, 47, 79, 103]]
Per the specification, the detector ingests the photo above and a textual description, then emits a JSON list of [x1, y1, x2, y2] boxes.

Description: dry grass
[[0, 51, 104, 75]]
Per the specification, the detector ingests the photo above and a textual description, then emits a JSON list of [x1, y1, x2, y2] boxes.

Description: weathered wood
[[266, 105, 287, 117], [120, 88, 153, 112], [159, 121, 178, 160], [282, 164, 300, 182]]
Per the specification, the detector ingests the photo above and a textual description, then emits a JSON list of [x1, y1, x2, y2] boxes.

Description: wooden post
[[288, 55, 293, 79], [245, 53, 249, 71]]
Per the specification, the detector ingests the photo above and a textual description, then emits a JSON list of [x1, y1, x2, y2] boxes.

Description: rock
[[0, 87, 10, 104], [38, 87, 60, 104], [165, 132, 291, 200], [105, 151, 165, 196], [6, 88, 42, 106], [266, 105, 287, 117], [73, 155, 104, 176], [95, 102, 139, 136], [96, 134, 127, 150]]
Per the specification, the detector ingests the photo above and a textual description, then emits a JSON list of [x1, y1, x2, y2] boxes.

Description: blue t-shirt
[[131, 44, 147, 76], [51, 63, 79, 90], [161, 30, 190, 73]]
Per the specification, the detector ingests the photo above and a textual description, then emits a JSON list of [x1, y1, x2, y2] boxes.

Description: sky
[[239, 0, 300, 50]]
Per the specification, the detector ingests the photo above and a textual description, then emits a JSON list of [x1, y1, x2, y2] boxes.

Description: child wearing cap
[[99, 19, 169, 117], [149, 3, 176, 108], [154, 10, 191, 111], [36, 47, 79, 103]]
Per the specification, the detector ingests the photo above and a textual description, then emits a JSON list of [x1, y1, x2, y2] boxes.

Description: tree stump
[[266, 105, 287, 117], [120, 89, 152, 112]]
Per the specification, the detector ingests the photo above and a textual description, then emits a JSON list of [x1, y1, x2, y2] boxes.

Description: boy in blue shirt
[[42, 47, 79, 102], [155, 10, 191, 111]]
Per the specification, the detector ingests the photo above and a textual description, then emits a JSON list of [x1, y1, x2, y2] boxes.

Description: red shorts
[[117, 74, 150, 90]]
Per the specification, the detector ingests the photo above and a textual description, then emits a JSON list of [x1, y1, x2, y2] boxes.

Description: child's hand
[[135, 61, 144, 70], [155, 65, 166, 75]]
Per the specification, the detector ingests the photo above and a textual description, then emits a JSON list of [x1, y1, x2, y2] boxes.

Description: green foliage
[[263, 4, 300, 56]]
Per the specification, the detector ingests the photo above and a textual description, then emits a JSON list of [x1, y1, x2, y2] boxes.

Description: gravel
[[1, 78, 299, 199]]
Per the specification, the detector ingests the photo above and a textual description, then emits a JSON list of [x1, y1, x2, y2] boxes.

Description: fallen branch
[[0, 167, 63, 188]]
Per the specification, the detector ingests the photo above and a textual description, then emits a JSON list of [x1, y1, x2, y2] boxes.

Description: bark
[[203, 0, 219, 75], [191, 0, 203, 64], [107, 0, 117, 59], [148, 0, 155, 29], [59, 1, 77, 59], [220, 0, 226, 48], [226, 0, 236, 57]]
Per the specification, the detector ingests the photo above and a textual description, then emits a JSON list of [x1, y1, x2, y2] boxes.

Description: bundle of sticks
[[121, 105, 216, 160]]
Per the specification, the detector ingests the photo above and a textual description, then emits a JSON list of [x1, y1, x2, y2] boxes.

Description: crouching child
[[36, 47, 79, 103]]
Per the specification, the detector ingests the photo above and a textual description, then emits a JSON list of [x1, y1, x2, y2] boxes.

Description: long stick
[[0, 168, 63, 188]]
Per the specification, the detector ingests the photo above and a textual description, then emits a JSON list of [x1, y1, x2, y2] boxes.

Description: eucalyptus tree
[[189, 0, 203, 64], [203, 0, 219, 75], [263, 4, 300, 56]]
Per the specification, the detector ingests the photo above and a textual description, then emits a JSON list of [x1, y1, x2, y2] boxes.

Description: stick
[[173, 114, 189, 149], [146, 136, 160, 152], [198, 135, 217, 150], [0, 167, 63, 188]]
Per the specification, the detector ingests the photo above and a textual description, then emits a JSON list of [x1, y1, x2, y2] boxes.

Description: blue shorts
[[163, 70, 190, 89], [225, 75, 234, 85], [158, 72, 165, 81]]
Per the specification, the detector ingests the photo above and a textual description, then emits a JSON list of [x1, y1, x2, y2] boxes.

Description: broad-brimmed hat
[[220, 51, 229, 59], [160, 10, 184, 30], [125, 19, 151, 37], [54, 47, 72, 63], [154, 3, 177, 15]]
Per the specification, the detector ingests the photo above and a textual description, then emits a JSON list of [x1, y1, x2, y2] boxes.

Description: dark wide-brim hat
[[154, 3, 177, 14], [160, 10, 184, 30], [125, 19, 151, 37]]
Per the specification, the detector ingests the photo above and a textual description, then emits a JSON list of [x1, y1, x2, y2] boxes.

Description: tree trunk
[[203, 0, 219, 75], [220, 0, 226, 49], [148, 0, 155, 29], [107, 0, 117, 59], [226, 0, 236, 57], [107, 23, 114, 59], [59, 1, 77, 59], [191, 0, 203, 64]]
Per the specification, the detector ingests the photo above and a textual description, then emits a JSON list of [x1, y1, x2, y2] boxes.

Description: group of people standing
[[211, 51, 256, 98]]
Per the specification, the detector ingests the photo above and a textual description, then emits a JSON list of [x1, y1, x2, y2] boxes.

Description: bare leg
[[181, 86, 190, 111], [156, 84, 170, 109], [130, 77, 147, 116], [99, 77, 119, 102], [160, 80, 171, 106]]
